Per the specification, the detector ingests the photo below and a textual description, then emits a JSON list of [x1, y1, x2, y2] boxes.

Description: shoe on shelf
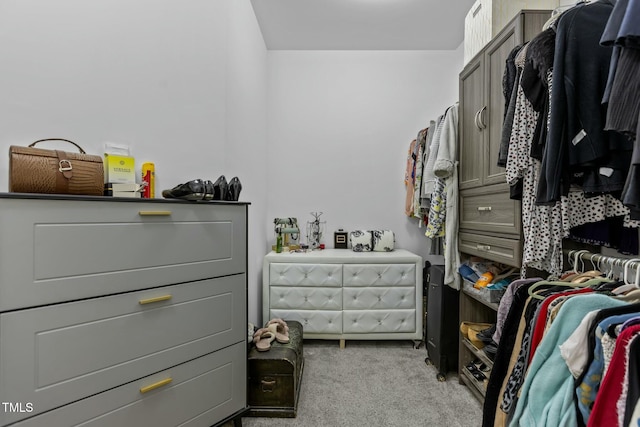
[[213, 175, 228, 200], [225, 176, 242, 201], [477, 325, 497, 344], [203, 180, 214, 200], [162, 179, 205, 200]]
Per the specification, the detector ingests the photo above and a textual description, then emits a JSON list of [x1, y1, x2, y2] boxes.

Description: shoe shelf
[[459, 367, 487, 402], [461, 286, 499, 311], [458, 279, 498, 405], [461, 337, 493, 368]]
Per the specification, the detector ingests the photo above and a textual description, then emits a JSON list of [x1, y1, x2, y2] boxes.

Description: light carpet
[[242, 340, 482, 427]]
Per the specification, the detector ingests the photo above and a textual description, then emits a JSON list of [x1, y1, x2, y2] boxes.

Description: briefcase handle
[[28, 138, 87, 154]]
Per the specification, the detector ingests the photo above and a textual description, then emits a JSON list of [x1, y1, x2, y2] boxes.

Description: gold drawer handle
[[140, 377, 172, 394], [138, 211, 172, 216], [477, 206, 492, 212], [139, 295, 172, 305], [476, 244, 491, 251]]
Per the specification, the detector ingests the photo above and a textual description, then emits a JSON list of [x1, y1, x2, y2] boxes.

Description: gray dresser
[[263, 249, 423, 348], [0, 194, 248, 427]]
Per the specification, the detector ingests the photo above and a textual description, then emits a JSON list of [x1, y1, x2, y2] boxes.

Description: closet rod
[[562, 249, 640, 272]]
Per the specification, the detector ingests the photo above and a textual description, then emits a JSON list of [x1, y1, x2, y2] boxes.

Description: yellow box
[[104, 154, 136, 183]]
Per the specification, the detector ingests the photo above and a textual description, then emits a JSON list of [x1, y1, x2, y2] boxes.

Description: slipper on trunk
[[266, 318, 290, 344], [253, 328, 275, 351]]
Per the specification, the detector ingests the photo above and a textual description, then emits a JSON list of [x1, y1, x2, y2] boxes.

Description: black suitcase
[[426, 264, 460, 381]]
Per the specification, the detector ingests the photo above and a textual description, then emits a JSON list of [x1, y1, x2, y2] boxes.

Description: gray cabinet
[[456, 10, 550, 404], [458, 10, 550, 261], [0, 195, 249, 427], [459, 10, 551, 192]]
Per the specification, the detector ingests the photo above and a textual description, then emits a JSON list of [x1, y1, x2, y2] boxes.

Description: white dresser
[[262, 249, 423, 347], [0, 194, 248, 427]]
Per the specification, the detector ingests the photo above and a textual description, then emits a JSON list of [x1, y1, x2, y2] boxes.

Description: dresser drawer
[[459, 187, 521, 236], [270, 286, 342, 310], [343, 287, 415, 310], [11, 343, 246, 427], [270, 310, 342, 334], [269, 263, 342, 287], [459, 232, 522, 267], [343, 310, 416, 333], [342, 264, 416, 287], [0, 274, 246, 423], [0, 198, 247, 311]]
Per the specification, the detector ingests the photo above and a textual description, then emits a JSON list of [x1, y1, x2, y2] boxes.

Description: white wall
[[226, 0, 269, 324], [267, 50, 462, 260], [0, 0, 232, 191]]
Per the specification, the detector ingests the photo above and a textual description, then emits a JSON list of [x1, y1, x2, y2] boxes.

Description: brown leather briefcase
[[9, 139, 104, 196]]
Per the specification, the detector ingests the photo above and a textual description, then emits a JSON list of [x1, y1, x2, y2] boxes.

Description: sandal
[[266, 318, 290, 344], [253, 328, 275, 351]]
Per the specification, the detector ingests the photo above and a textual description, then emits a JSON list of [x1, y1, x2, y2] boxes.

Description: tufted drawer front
[[270, 286, 342, 310], [270, 264, 342, 287], [0, 274, 245, 423], [11, 343, 246, 427], [270, 310, 342, 334], [343, 264, 415, 287], [343, 310, 416, 333], [343, 287, 415, 310], [0, 198, 246, 311]]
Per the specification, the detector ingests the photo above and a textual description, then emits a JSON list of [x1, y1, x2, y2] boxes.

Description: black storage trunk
[[426, 264, 460, 380], [247, 320, 304, 418]]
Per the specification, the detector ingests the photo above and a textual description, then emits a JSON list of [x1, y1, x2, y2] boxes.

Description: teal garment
[[509, 293, 627, 427], [576, 312, 640, 424]]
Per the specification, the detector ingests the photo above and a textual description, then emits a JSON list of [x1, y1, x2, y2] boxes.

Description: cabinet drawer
[[0, 198, 247, 311], [343, 310, 416, 333], [270, 286, 342, 310], [12, 343, 246, 427], [342, 264, 416, 287], [459, 187, 521, 235], [459, 232, 522, 267], [270, 309, 342, 334], [343, 287, 415, 310], [269, 264, 342, 287], [0, 275, 246, 424]]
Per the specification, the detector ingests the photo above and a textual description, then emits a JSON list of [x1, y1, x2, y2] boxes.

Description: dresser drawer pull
[[477, 206, 492, 212], [476, 244, 491, 252], [139, 295, 173, 305], [140, 377, 173, 394], [138, 210, 172, 216]]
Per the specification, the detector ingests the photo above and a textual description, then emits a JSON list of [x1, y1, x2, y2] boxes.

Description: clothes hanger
[[623, 259, 640, 286], [562, 249, 591, 282]]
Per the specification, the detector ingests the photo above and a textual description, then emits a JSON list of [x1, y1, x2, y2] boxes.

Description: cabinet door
[[459, 55, 485, 190], [483, 19, 518, 187]]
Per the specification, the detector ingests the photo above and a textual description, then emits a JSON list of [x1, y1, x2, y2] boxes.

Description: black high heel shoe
[[203, 180, 214, 200], [162, 179, 205, 200], [225, 177, 242, 201], [212, 175, 228, 200]]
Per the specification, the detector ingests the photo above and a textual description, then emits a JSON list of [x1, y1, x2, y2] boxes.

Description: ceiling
[[250, 0, 477, 50]]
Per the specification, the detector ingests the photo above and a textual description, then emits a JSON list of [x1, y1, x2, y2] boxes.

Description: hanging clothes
[[404, 138, 417, 217], [536, 0, 632, 204], [425, 103, 460, 290]]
